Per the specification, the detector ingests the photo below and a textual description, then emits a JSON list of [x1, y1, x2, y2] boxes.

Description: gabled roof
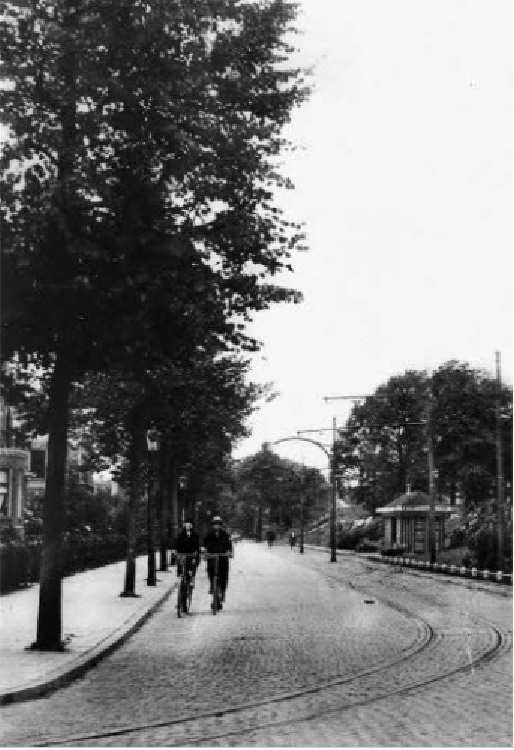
[[377, 491, 453, 515], [380, 491, 430, 509]]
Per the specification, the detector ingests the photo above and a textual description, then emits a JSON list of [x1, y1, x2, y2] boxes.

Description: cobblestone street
[[0, 542, 511, 747]]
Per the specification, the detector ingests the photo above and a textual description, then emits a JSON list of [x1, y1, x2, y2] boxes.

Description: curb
[[302, 545, 512, 586], [0, 580, 177, 706], [370, 555, 513, 585]]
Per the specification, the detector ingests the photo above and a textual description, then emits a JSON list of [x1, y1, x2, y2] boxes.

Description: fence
[[0, 534, 144, 594]]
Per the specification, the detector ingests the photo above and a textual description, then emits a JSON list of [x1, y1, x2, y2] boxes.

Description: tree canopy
[[0, 0, 309, 648], [335, 362, 512, 515]]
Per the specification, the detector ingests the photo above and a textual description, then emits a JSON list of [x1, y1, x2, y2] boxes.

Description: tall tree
[[1, 0, 307, 648], [336, 363, 512, 515]]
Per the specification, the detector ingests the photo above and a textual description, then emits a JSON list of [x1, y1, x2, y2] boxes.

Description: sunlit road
[[1, 541, 511, 747]]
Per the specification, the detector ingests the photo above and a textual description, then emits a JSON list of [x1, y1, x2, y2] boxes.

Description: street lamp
[[146, 431, 159, 586]]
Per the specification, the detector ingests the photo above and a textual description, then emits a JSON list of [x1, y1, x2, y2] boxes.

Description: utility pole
[[426, 386, 436, 565], [274, 435, 332, 561], [495, 351, 504, 572], [296, 427, 336, 562], [300, 483, 304, 555], [330, 416, 337, 562], [323, 394, 368, 563]]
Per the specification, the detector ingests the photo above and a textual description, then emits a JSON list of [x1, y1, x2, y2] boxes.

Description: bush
[[337, 519, 384, 551], [0, 533, 137, 594], [380, 544, 407, 556], [0, 541, 42, 593], [356, 538, 380, 553], [449, 527, 466, 548], [466, 527, 512, 573], [337, 529, 360, 550]]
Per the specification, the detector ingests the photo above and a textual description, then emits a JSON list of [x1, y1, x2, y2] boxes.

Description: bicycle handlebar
[[202, 552, 232, 558]]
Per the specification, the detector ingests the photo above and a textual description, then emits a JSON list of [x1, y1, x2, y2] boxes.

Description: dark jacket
[[176, 529, 201, 565], [203, 527, 232, 555], [203, 527, 232, 588]]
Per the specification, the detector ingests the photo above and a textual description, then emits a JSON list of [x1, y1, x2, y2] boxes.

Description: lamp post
[[296, 422, 339, 562], [146, 432, 158, 586]]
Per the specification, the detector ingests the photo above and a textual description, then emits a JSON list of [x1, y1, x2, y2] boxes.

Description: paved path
[[0, 555, 175, 703], [0, 542, 511, 747]]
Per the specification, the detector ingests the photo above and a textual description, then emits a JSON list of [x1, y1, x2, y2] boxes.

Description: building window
[[0, 469, 10, 516]]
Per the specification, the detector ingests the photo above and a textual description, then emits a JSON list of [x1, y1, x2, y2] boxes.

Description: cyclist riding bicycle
[[175, 518, 200, 586], [203, 515, 233, 609]]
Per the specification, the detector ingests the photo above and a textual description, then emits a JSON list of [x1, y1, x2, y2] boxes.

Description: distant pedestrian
[[267, 530, 275, 548], [290, 530, 297, 551]]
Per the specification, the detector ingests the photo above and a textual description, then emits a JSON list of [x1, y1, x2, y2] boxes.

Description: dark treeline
[[0, 0, 309, 649]]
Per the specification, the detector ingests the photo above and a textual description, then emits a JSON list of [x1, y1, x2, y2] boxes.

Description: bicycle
[[202, 552, 231, 615], [176, 553, 198, 618]]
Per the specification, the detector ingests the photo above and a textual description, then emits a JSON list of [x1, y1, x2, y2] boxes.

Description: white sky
[[233, 0, 513, 471]]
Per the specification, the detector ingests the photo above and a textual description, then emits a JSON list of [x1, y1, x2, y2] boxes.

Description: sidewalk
[[0, 556, 177, 706]]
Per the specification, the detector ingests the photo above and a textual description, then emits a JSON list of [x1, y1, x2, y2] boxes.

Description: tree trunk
[[121, 408, 145, 597], [33, 355, 72, 650]]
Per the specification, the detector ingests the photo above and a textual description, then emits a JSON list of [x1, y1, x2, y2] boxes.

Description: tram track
[[33, 569, 510, 748]]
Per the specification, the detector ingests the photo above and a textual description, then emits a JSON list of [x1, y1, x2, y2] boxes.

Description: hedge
[[0, 534, 146, 594]]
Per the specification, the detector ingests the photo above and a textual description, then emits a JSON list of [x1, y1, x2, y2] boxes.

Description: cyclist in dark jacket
[[203, 515, 233, 608], [175, 519, 200, 584]]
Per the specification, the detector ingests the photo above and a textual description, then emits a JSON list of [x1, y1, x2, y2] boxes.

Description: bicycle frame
[[175, 553, 198, 618]]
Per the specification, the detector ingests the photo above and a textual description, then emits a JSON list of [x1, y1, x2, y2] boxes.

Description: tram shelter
[[376, 491, 454, 555]]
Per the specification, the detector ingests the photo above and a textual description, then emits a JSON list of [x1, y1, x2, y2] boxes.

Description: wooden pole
[[496, 351, 504, 572]]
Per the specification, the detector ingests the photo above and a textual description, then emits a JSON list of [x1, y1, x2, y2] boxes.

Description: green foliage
[[234, 447, 328, 535], [432, 361, 512, 508], [462, 501, 513, 572], [337, 370, 428, 514], [1, 0, 308, 375], [336, 362, 512, 515]]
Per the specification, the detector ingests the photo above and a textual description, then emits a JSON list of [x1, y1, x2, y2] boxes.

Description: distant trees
[[1, 0, 308, 648], [335, 362, 512, 516], [233, 446, 328, 538]]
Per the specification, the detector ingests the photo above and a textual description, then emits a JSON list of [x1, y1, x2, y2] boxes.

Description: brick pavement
[[0, 555, 175, 703], [0, 542, 511, 747]]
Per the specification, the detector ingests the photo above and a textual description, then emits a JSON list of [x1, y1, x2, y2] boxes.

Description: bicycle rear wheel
[[211, 577, 218, 615], [177, 583, 182, 618], [181, 579, 188, 614]]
